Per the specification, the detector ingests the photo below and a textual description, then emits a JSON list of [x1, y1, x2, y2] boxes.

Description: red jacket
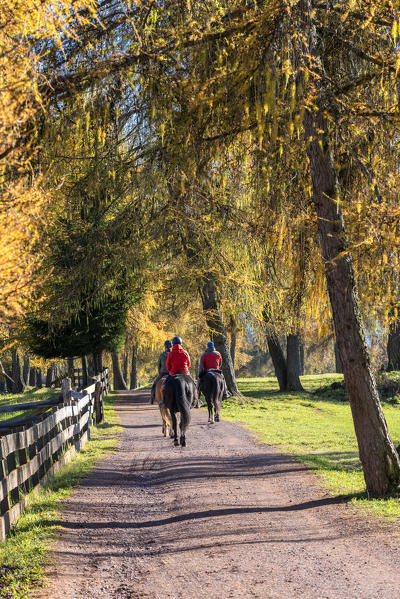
[[166, 345, 191, 375], [201, 350, 222, 372]]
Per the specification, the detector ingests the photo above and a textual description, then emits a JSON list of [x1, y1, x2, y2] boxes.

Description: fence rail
[[0, 368, 109, 542]]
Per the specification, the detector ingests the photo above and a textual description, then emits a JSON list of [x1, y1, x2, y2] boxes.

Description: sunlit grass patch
[[0, 388, 60, 422], [0, 393, 122, 598], [223, 375, 400, 520]]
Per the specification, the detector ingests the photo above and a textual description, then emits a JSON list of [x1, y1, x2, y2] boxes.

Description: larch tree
[[126, 0, 400, 495], [0, 0, 96, 320], [4, 0, 400, 496]]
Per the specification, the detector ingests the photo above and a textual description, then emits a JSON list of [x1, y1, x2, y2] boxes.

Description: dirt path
[[39, 390, 400, 599]]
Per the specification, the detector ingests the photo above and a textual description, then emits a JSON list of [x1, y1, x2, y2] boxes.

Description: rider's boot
[[222, 380, 231, 400]]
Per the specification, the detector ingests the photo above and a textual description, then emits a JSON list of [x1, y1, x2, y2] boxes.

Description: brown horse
[[198, 369, 224, 423], [164, 373, 198, 447], [154, 375, 173, 438]]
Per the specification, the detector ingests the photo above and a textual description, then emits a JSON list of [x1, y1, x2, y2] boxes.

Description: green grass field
[[0, 393, 122, 598], [224, 374, 400, 519], [0, 388, 60, 423]]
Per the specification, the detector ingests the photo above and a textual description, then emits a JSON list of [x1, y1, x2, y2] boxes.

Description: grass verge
[[223, 374, 400, 520], [0, 393, 122, 598], [0, 388, 60, 423]]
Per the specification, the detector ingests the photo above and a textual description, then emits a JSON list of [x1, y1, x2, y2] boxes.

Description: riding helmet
[[172, 336, 182, 345], [207, 341, 215, 350], [164, 340, 172, 349]]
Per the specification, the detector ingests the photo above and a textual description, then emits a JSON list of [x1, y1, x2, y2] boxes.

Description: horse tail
[[204, 371, 223, 402], [204, 371, 219, 401], [173, 377, 191, 430]]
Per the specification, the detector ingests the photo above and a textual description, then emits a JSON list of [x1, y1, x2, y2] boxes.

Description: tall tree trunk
[[92, 353, 98, 375], [230, 329, 237, 370], [45, 363, 55, 387], [263, 306, 288, 390], [22, 354, 30, 387], [387, 319, 400, 371], [67, 357, 74, 375], [81, 355, 88, 388], [286, 333, 304, 391], [111, 352, 128, 390], [36, 367, 43, 388], [87, 356, 95, 377], [302, 1, 400, 495], [123, 351, 129, 384], [266, 335, 287, 391], [179, 213, 238, 394], [299, 341, 305, 376], [29, 366, 36, 386], [0, 377, 7, 394], [334, 342, 343, 374], [67, 357, 74, 385], [199, 274, 239, 394], [130, 344, 138, 390], [93, 351, 103, 375], [11, 349, 25, 393]]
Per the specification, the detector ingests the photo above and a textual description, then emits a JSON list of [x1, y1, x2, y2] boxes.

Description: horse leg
[[161, 406, 171, 437], [159, 407, 167, 437], [214, 399, 220, 422], [207, 397, 214, 423], [164, 415, 170, 436], [163, 407, 174, 438], [167, 411, 174, 438], [171, 410, 179, 446], [214, 385, 223, 422], [180, 412, 187, 447]]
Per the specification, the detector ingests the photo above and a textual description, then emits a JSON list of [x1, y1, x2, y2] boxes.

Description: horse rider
[[165, 336, 201, 407], [166, 336, 191, 376], [150, 339, 172, 404], [198, 341, 230, 399]]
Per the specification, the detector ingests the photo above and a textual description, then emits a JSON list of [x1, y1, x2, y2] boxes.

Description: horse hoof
[[180, 438, 186, 447], [215, 415, 220, 422], [208, 418, 214, 424], [174, 439, 179, 446]]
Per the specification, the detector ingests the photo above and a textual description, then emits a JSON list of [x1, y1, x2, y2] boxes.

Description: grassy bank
[[223, 374, 400, 519], [0, 393, 122, 598], [0, 388, 60, 423]]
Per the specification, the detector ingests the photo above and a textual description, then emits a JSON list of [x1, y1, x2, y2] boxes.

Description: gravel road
[[38, 389, 400, 599]]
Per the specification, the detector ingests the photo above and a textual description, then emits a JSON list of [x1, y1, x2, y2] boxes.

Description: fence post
[[61, 378, 72, 402], [104, 369, 109, 394], [94, 381, 104, 424]]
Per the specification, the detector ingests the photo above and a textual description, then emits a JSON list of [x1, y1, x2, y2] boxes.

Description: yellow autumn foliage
[[0, 0, 95, 321]]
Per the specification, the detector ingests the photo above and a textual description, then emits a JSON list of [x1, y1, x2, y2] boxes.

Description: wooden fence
[[0, 369, 109, 542]]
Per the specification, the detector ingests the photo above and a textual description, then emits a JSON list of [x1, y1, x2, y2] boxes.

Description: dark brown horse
[[199, 369, 224, 423], [163, 373, 197, 446]]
